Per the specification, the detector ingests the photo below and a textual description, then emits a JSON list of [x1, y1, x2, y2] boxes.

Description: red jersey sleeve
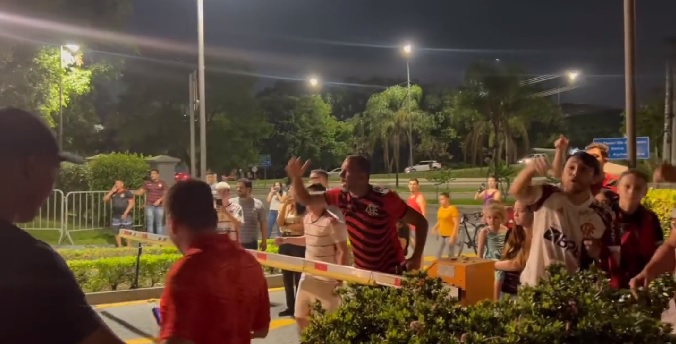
[[159, 258, 201, 341], [324, 188, 342, 206], [384, 190, 408, 219]]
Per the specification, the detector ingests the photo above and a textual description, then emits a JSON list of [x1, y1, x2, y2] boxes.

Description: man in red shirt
[[286, 155, 428, 274], [584, 142, 619, 194], [160, 180, 270, 344]]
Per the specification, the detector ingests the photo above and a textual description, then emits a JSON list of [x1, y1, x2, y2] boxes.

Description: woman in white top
[[266, 181, 286, 238]]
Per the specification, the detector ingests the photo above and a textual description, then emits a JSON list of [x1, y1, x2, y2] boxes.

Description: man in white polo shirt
[[309, 169, 344, 223], [274, 183, 348, 334]]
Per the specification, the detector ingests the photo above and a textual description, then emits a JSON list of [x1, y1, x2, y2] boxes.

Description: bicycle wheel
[[471, 223, 486, 255], [454, 224, 466, 258]]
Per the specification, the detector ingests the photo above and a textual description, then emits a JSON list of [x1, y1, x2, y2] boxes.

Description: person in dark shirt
[[607, 170, 663, 289], [103, 180, 135, 247], [0, 107, 123, 343], [286, 155, 428, 274]]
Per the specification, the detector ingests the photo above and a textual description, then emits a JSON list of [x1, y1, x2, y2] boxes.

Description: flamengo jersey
[[217, 203, 243, 243], [520, 185, 615, 287], [324, 186, 408, 274]]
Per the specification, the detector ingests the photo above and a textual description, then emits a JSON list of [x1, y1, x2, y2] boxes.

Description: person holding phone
[[266, 181, 286, 238], [214, 182, 243, 243]]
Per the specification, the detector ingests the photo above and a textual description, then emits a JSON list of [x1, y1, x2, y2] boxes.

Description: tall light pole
[[402, 43, 413, 170], [59, 44, 80, 149], [197, 0, 207, 178], [624, 0, 637, 168]]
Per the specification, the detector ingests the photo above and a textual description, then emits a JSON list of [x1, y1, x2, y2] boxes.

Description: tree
[[620, 97, 664, 155], [453, 61, 562, 169], [357, 85, 425, 173], [259, 90, 351, 174], [109, 55, 270, 174], [0, 0, 131, 153]]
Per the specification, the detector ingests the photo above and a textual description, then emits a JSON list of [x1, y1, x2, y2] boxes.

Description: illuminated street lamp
[[59, 44, 81, 149], [567, 70, 580, 82], [401, 43, 414, 178], [308, 76, 320, 88]]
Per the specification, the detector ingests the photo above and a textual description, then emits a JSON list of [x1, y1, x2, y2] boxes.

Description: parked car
[[404, 160, 442, 173], [327, 168, 341, 176], [517, 153, 546, 164]]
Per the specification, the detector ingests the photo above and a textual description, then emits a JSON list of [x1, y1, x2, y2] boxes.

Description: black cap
[[0, 107, 84, 164]]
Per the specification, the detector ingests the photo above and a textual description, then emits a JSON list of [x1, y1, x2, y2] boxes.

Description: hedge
[[643, 188, 676, 238], [64, 240, 280, 293], [302, 265, 676, 343]]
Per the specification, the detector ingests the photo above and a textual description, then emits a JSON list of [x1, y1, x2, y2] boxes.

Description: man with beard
[[286, 155, 428, 274], [510, 152, 616, 286]]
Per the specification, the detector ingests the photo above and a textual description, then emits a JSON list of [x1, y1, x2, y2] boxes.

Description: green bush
[[643, 188, 676, 238], [302, 265, 676, 343], [87, 152, 148, 191], [57, 162, 91, 192], [64, 240, 282, 292]]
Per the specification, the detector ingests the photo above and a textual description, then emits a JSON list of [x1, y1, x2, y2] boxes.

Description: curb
[[86, 274, 284, 305]]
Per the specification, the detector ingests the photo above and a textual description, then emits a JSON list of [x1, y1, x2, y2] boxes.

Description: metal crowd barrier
[[19, 189, 146, 245]]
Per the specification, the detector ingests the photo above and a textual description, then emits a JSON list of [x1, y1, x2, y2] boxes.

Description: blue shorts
[[111, 215, 133, 234]]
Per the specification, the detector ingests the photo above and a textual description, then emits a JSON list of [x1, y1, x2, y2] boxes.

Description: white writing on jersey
[[520, 185, 613, 286]]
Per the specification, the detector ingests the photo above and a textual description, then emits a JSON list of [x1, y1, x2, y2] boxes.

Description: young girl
[[477, 203, 509, 300], [495, 201, 534, 300]]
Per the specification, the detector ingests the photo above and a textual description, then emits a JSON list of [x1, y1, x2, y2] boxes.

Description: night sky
[[132, 1, 675, 107]]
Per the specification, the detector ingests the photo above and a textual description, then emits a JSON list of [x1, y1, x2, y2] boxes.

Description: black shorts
[[397, 225, 410, 255]]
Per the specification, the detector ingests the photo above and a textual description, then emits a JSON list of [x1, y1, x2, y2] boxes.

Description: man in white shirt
[[510, 152, 616, 287], [274, 183, 349, 334], [309, 169, 345, 223], [214, 182, 243, 243]]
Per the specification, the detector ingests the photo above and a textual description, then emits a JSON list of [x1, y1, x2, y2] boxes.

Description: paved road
[[104, 206, 482, 343]]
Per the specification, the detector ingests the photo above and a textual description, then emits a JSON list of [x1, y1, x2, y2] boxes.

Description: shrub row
[[643, 188, 676, 238], [303, 265, 676, 343], [64, 240, 280, 293]]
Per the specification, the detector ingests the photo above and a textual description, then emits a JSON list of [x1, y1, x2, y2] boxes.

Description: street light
[[59, 43, 81, 149], [308, 76, 320, 88], [401, 43, 414, 187], [567, 70, 580, 82], [197, 0, 207, 178]]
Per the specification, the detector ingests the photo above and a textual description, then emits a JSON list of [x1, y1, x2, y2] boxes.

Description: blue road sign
[[258, 154, 272, 168], [591, 137, 650, 160]]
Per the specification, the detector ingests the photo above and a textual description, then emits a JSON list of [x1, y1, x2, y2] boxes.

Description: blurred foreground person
[[160, 180, 270, 344], [0, 108, 123, 343]]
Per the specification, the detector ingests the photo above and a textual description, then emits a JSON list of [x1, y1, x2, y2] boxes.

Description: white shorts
[[294, 276, 341, 318]]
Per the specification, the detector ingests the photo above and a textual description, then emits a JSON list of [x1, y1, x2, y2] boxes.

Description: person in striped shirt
[[274, 183, 349, 333], [286, 155, 428, 274]]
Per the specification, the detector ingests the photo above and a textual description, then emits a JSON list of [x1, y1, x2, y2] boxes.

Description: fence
[[20, 189, 146, 245]]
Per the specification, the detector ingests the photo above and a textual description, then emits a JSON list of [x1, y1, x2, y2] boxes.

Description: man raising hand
[[286, 155, 428, 274]]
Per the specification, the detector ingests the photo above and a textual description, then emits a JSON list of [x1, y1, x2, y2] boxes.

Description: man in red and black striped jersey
[[286, 155, 428, 274]]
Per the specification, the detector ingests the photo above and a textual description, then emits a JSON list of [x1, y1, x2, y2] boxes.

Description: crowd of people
[[4, 105, 676, 343]]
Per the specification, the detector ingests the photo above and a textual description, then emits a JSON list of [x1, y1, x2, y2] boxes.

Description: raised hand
[[554, 134, 569, 150], [285, 156, 311, 179], [530, 156, 552, 176]]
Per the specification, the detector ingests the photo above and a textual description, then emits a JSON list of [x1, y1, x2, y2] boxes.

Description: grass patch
[[26, 229, 116, 246]]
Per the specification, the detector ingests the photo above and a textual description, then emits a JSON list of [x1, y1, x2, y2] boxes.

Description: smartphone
[[215, 199, 223, 207], [152, 307, 161, 325]]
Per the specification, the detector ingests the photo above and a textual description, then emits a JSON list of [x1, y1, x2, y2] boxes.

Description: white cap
[[215, 182, 231, 190]]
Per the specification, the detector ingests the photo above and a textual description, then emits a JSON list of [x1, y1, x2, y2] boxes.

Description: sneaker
[[278, 309, 293, 317]]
